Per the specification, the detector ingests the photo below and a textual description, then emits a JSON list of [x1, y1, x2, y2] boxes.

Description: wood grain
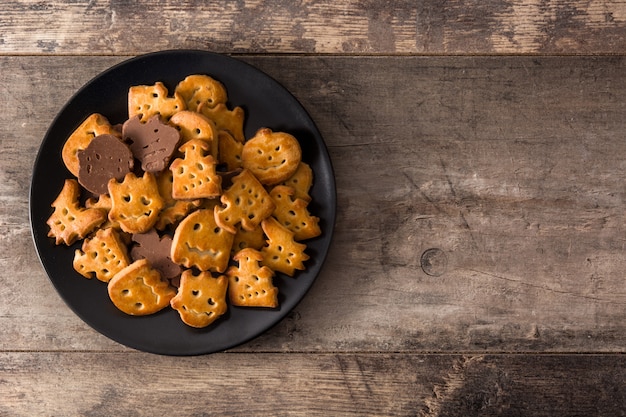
[[1, 1, 626, 55], [1, 352, 624, 416], [2, 55, 626, 354]]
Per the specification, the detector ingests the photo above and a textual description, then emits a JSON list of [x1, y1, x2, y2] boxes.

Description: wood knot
[[420, 248, 447, 277]]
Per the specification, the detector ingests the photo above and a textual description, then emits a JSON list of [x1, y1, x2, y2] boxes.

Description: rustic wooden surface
[[2, 1, 626, 416]]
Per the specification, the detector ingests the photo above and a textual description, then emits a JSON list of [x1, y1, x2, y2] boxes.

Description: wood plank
[[1, 1, 626, 55], [0, 352, 624, 416], [2, 56, 626, 353]]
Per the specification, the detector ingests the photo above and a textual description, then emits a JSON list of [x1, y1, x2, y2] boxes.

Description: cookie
[[169, 110, 219, 159], [107, 258, 176, 316], [214, 169, 275, 234], [130, 229, 181, 280], [227, 248, 278, 308], [198, 102, 245, 143], [241, 128, 301, 185], [231, 223, 266, 255], [122, 115, 180, 173], [260, 216, 309, 277], [73, 227, 130, 282], [77, 133, 135, 195], [170, 270, 228, 328], [171, 208, 234, 273], [217, 130, 243, 171], [280, 162, 313, 202], [62, 113, 119, 177], [169, 139, 222, 200], [46, 179, 107, 246], [174, 74, 228, 112], [269, 185, 321, 241], [108, 172, 164, 234], [128, 82, 185, 122], [154, 169, 201, 231]]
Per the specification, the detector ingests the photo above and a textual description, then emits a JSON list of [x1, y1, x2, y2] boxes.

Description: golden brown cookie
[[62, 113, 119, 177], [46, 179, 107, 246], [174, 74, 228, 112], [73, 227, 130, 282], [169, 110, 219, 158], [170, 270, 228, 328], [198, 102, 245, 143], [241, 128, 302, 185], [169, 139, 222, 200], [261, 216, 309, 277], [128, 82, 185, 122], [171, 208, 234, 273], [217, 130, 243, 171], [227, 248, 278, 308], [214, 169, 275, 234], [108, 172, 164, 234], [154, 169, 201, 231], [107, 259, 176, 316], [280, 162, 313, 202], [231, 223, 266, 255], [269, 185, 321, 241]]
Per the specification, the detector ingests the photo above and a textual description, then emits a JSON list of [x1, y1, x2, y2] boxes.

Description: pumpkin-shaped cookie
[[241, 128, 301, 185]]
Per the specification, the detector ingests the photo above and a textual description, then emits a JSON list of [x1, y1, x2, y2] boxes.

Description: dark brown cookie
[[77, 134, 134, 195], [130, 229, 181, 280], [122, 115, 180, 173]]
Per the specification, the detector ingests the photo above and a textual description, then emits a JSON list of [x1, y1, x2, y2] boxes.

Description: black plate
[[29, 50, 336, 355]]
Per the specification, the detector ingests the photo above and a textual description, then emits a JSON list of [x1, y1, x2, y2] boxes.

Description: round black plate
[[29, 50, 336, 355]]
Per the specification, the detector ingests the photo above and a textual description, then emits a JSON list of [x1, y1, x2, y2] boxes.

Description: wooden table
[[2, 1, 626, 415]]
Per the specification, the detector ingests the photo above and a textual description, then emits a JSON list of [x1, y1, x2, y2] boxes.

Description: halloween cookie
[[170, 270, 228, 328], [46, 179, 107, 246], [107, 259, 176, 315], [241, 128, 301, 185]]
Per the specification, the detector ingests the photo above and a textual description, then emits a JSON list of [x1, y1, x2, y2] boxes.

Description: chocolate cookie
[[122, 115, 180, 173], [77, 134, 134, 195]]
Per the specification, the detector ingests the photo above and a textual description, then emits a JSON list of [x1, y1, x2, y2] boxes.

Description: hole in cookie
[[192, 290, 199, 296], [122, 289, 130, 295], [193, 223, 201, 231], [135, 302, 143, 309], [194, 128, 201, 135], [214, 227, 221, 233], [141, 196, 151, 206], [207, 298, 215, 305], [123, 195, 131, 203], [275, 146, 281, 151]]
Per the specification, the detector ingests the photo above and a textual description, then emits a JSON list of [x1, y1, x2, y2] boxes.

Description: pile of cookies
[[46, 74, 321, 328]]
